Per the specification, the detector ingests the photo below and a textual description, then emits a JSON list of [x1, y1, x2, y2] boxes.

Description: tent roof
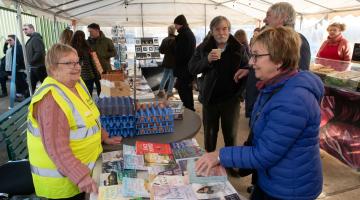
[[7, 0, 360, 27]]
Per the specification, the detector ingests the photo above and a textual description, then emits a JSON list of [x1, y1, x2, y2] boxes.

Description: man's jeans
[[159, 68, 175, 95]]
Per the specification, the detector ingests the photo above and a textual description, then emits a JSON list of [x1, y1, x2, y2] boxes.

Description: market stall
[[311, 58, 360, 170]]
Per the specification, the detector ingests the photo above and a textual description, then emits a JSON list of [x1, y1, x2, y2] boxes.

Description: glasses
[[22, 28, 28, 31], [249, 53, 270, 62], [56, 61, 82, 69]]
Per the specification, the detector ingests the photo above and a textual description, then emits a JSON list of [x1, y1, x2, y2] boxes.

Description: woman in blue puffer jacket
[[196, 26, 324, 200]]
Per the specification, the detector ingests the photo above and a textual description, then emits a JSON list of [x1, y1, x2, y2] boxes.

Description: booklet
[[187, 158, 227, 184], [152, 185, 197, 200], [136, 141, 172, 155]]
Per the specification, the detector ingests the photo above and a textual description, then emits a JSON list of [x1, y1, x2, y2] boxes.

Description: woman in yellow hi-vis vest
[[27, 43, 122, 199]]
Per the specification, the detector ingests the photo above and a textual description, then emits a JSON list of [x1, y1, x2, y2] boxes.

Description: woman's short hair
[[327, 22, 346, 32], [45, 43, 77, 75], [268, 2, 296, 28], [251, 26, 301, 70], [209, 16, 231, 32], [168, 25, 176, 35]]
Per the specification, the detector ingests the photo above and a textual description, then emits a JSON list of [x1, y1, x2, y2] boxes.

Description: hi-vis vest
[[27, 77, 103, 199]]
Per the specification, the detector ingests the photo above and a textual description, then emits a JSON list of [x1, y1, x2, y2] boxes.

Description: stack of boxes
[[101, 70, 131, 97], [97, 97, 136, 137], [135, 102, 174, 136], [97, 98, 174, 138]]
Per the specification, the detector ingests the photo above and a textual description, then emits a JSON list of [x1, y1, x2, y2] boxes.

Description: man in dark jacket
[[23, 24, 47, 93], [87, 23, 116, 96], [87, 23, 116, 73], [189, 16, 249, 153], [157, 25, 176, 99], [173, 14, 196, 111]]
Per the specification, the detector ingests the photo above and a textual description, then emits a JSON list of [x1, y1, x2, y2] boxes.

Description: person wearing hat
[[173, 14, 196, 111]]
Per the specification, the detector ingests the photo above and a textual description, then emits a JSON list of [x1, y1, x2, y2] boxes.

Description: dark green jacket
[[87, 31, 116, 72]]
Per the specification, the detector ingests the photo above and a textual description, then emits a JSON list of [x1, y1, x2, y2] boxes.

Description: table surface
[[103, 108, 201, 152]]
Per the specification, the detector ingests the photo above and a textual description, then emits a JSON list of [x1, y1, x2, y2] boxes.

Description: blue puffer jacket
[[220, 71, 324, 200]]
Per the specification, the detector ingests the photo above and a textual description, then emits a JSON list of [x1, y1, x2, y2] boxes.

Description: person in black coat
[[173, 14, 196, 111], [23, 24, 47, 93], [189, 16, 249, 153], [1, 35, 29, 99], [157, 25, 176, 99]]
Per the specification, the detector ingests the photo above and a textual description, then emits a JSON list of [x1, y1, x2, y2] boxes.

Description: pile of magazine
[[93, 139, 245, 200]]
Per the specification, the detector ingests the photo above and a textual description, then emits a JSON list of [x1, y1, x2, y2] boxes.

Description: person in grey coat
[[23, 23, 47, 93]]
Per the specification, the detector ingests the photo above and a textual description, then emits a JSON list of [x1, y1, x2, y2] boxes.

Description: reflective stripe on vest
[[28, 121, 100, 139], [31, 162, 96, 178], [29, 83, 101, 139]]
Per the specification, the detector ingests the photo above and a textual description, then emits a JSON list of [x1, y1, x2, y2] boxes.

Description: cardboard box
[[101, 80, 131, 97], [101, 70, 125, 81]]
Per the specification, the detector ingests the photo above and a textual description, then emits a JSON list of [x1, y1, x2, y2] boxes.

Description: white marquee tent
[[2, 0, 360, 27]]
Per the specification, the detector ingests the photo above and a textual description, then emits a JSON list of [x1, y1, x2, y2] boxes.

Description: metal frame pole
[[141, 3, 144, 37], [16, 1, 33, 96]]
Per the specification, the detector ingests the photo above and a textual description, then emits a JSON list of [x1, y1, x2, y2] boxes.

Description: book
[[123, 144, 147, 170], [144, 153, 175, 166], [102, 160, 123, 173], [100, 172, 119, 186], [98, 185, 123, 200], [187, 158, 227, 184], [151, 175, 185, 187], [121, 177, 150, 198], [191, 182, 243, 200], [102, 150, 123, 162], [171, 139, 205, 160], [136, 141, 172, 155], [152, 185, 197, 200]]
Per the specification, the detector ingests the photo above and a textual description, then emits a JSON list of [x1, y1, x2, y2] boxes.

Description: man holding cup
[[189, 16, 249, 168]]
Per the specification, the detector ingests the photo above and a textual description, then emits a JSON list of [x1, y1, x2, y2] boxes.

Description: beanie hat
[[174, 14, 188, 26]]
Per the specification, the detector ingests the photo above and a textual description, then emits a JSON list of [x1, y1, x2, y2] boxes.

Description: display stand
[[111, 26, 127, 70]]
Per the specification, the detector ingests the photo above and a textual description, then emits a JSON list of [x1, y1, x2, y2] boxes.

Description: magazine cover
[[136, 141, 172, 155], [151, 175, 185, 187], [100, 172, 119, 186], [167, 101, 183, 113], [144, 153, 175, 166], [121, 177, 150, 198], [98, 185, 123, 200], [187, 158, 227, 184], [191, 182, 242, 200], [102, 160, 123, 173], [123, 144, 147, 170], [102, 150, 123, 162], [171, 139, 205, 160], [123, 154, 147, 170], [152, 185, 197, 200]]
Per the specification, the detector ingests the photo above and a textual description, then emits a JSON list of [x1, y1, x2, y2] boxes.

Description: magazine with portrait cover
[[191, 181, 243, 200]]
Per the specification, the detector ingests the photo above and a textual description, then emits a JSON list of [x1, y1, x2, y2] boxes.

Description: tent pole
[[54, 15, 58, 41], [16, 1, 33, 96], [204, 4, 206, 37], [141, 3, 144, 37]]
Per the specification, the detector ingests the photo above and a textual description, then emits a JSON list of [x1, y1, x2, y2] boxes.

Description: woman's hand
[[78, 175, 98, 194], [195, 151, 220, 176], [102, 128, 122, 145], [103, 136, 122, 145]]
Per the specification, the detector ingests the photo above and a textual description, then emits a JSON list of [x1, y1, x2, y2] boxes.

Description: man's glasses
[[249, 53, 270, 62], [22, 28, 28, 31], [56, 61, 82, 68]]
